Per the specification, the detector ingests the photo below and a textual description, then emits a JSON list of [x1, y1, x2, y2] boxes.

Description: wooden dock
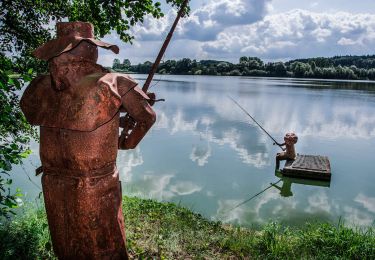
[[282, 155, 331, 181]]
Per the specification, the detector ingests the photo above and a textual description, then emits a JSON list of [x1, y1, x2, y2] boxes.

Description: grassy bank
[[1, 196, 374, 259]]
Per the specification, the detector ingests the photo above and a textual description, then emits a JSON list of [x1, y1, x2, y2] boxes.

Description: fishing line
[[224, 179, 282, 214], [228, 95, 283, 149], [21, 163, 42, 191], [149, 55, 166, 90]]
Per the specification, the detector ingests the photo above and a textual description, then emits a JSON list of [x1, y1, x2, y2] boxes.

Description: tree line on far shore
[[112, 55, 375, 80]]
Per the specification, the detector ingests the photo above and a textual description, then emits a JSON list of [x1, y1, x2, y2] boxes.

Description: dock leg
[[276, 157, 280, 170]]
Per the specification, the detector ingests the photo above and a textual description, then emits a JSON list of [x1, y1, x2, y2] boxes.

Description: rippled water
[[12, 75, 375, 228]]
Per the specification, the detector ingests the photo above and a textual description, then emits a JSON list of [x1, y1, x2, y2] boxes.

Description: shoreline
[[111, 70, 375, 83], [1, 196, 374, 259]]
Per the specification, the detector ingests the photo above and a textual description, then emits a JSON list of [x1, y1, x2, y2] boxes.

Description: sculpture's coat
[[20, 22, 156, 259]]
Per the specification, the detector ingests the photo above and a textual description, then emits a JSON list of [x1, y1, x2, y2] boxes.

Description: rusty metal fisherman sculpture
[[20, 21, 156, 259]]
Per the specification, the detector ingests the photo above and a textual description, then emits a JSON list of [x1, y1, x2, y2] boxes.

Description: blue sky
[[98, 0, 375, 65]]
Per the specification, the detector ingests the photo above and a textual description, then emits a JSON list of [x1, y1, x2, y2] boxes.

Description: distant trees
[[174, 58, 193, 74], [112, 58, 132, 71], [290, 62, 313, 77], [132, 61, 152, 74], [239, 56, 264, 70], [112, 55, 375, 80]]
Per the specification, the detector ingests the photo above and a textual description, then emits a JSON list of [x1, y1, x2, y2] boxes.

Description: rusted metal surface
[[20, 21, 156, 259], [33, 22, 119, 61], [282, 155, 332, 181], [276, 132, 298, 169]]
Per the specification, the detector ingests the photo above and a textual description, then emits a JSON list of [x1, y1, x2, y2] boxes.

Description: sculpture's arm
[[273, 141, 286, 147], [118, 86, 156, 150]]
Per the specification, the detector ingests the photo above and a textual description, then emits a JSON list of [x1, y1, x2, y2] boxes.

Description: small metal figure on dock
[[275, 132, 298, 170], [229, 97, 332, 180]]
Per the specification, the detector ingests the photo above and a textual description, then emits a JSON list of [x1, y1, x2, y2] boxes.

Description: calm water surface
[[12, 75, 375, 228]]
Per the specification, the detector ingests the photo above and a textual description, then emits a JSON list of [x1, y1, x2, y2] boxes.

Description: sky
[[98, 0, 375, 66]]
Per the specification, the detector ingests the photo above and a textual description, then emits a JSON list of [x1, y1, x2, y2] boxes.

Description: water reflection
[[12, 75, 375, 228], [223, 170, 331, 211], [117, 148, 144, 182], [126, 173, 203, 201], [154, 109, 271, 168], [130, 75, 375, 227], [272, 179, 293, 197], [354, 193, 375, 214], [273, 170, 331, 198], [190, 143, 211, 167]]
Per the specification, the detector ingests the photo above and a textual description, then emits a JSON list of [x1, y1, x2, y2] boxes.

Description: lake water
[[12, 75, 375, 228]]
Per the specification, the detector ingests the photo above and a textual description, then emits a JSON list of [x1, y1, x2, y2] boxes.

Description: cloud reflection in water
[[122, 75, 375, 227]]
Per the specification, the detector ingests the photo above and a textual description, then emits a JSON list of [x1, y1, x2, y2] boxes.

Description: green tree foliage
[[112, 58, 121, 70], [290, 62, 312, 77], [266, 62, 287, 77], [123, 55, 375, 80], [0, 0, 188, 218], [133, 61, 153, 74], [0, 55, 36, 217], [123, 59, 131, 70], [112, 59, 132, 71], [174, 58, 193, 74]]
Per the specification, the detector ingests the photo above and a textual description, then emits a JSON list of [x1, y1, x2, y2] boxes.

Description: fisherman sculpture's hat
[[33, 21, 119, 61]]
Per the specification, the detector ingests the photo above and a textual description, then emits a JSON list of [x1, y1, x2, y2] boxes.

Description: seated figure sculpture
[[275, 132, 298, 170], [20, 21, 156, 259]]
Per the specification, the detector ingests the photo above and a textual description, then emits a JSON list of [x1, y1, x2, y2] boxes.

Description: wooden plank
[[282, 154, 331, 181]]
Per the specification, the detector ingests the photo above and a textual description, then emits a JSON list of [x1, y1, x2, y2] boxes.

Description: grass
[[0, 196, 374, 259]]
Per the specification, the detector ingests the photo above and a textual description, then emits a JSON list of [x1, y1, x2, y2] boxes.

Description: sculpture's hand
[[120, 114, 136, 129], [118, 86, 156, 150], [119, 115, 136, 150], [147, 92, 156, 106]]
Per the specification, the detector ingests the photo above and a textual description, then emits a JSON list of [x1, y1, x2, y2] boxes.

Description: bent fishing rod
[[228, 96, 284, 149]]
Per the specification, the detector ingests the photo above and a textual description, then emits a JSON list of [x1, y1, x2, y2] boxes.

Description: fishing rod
[[228, 95, 283, 149], [120, 0, 189, 139], [143, 0, 189, 93], [227, 179, 282, 212]]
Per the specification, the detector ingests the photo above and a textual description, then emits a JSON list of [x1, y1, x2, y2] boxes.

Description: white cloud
[[190, 144, 212, 167], [128, 172, 202, 200], [343, 206, 374, 226], [117, 148, 144, 182], [98, 7, 375, 65], [180, 0, 271, 41], [202, 10, 375, 59], [305, 191, 331, 213], [215, 186, 298, 226], [132, 0, 271, 42], [210, 90, 375, 140], [310, 2, 319, 8], [141, 174, 175, 199], [355, 193, 375, 213], [217, 129, 269, 168], [169, 181, 203, 195], [337, 37, 357, 46], [154, 108, 271, 168], [170, 110, 199, 134]]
